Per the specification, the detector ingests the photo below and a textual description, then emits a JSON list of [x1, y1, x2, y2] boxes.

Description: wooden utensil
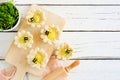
[[5, 5, 65, 80], [43, 60, 80, 80]]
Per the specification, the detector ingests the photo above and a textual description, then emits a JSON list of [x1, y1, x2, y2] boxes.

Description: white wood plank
[[0, 33, 15, 58], [69, 60, 120, 80], [28, 60, 120, 80], [0, 61, 29, 80], [60, 32, 120, 58], [0, 61, 11, 69], [14, 0, 120, 4], [1, 32, 120, 58], [15, 6, 120, 31]]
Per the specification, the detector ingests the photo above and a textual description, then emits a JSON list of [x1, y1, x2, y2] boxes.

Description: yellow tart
[[14, 30, 33, 49], [27, 48, 48, 69], [40, 25, 60, 44], [26, 8, 46, 27], [55, 43, 73, 60]]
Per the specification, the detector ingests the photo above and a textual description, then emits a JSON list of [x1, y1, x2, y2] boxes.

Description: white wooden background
[[1, 0, 120, 80]]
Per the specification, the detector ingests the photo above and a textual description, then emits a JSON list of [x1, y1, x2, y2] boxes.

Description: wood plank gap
[[63, 30, 120, 32], [1, 57, 120, 60], [2, 30, 120, 33], [0, 59, 5, 61], [0, 31, 17, 33], [26, 72, 29, 80], [15, 4, 120, 6], [70, 56, 120, 60]]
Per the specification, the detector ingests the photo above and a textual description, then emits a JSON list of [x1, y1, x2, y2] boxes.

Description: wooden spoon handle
[[65, 60, 80, 72], [10, 68, 26, 80]]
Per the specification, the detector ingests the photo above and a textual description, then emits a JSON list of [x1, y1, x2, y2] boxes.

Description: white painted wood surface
[[0, 0, 120, 80], [28, 60, 120, 80], [14, 0, 120, 4], [16, 6, 120, 30], [1, 32, 120, 59], [1, 60, 120, 80]]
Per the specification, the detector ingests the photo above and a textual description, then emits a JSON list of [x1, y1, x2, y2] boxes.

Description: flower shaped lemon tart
[[14, 30, 33, 49], [26, 9, 46, 27], [55, 43, 73, 60], [27, 48, 48, 69], [40, 25, 60, 44]]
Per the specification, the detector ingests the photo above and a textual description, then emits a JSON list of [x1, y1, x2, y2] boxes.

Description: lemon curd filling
[[28, 12, 43, 23], [60, 48, 72, 57], [55, 43, 73, 60], [32, 52, 43, 64], [19, 35, 29, 44], [45, 27, 57, 40]]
